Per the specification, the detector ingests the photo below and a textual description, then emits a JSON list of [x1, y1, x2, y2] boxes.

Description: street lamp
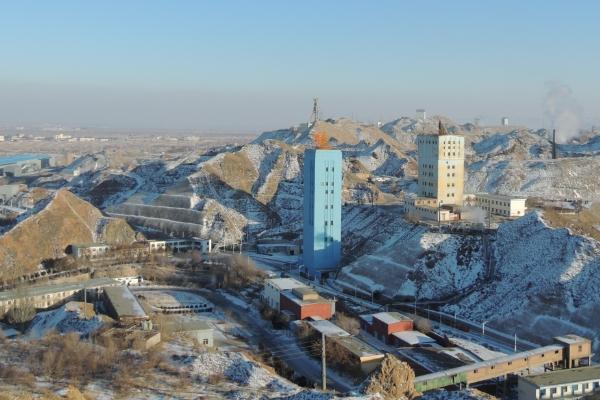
[[482, 321, 488, 336]]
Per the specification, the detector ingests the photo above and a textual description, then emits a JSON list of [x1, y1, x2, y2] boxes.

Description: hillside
[[0, 189, 137, 279]]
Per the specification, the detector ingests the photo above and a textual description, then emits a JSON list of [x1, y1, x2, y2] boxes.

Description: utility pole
[[514, 333, 517, 352], [482, 321, 487, 336], [83, 287, 87, 318], [321, 332, 327, 391]]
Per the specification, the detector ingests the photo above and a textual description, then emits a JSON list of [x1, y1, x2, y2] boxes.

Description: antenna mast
[[310, 97, 320, 127]]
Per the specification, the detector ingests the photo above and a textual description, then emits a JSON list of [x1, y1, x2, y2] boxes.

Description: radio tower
[[310, 97, 320, 127]]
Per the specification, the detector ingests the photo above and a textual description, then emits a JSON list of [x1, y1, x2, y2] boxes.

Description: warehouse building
[[469, 193, 527, 218], [162, 318, 214, 347], [518, 365, 600, 399], [262, 277, 305, 311], [103, 286, 148, 325], [360, 312, 414, 344], [0, 278, 118, 317], [280, 286, 335, 320], [72, 243, 111, 259]]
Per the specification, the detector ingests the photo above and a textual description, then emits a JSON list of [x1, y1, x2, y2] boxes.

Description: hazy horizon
[[1, 1, 599, 133]]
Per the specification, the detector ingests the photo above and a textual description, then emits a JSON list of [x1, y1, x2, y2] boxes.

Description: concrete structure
[[303, 148, 342, 278], [392, 330, 437, 347], [262, 278, 305, 311], [416, 109, 427, 121], [470, 193, 527, 218], [163, 318, 214, 346], [415, 335, 593, 392], [501, 117, 509, 126], [406, 122, 464, 221], [72, 243, 111, 259], [103, 286, 148, 325], [360, 312, 414, 344], [518, 365, 600, 399], [0, 278, 118, 317], [280, 286, 335, 320]]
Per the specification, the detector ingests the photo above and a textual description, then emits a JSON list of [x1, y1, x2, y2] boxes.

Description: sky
[[0, 0, 599, 133]]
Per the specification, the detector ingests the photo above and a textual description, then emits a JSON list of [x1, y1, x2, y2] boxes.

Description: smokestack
[[552, 129, 557, 159]]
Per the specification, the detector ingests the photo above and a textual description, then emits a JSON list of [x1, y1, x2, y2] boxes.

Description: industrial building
[[71, 243, 111, 259], [414, 335, 593, 392], [518, 365, 600, 399], [360, 312, 414, 344], [163, 318, 214, 346], [391, 330, 437, 347], [0, 154, 55, 177], [467, 193, 527, 218], [102, 286, 148, 325], [262, 277, 305, 311], [303, 318, 385, 373], [303, 146, 342, 278], [406, 121, 465, 221], [280, 286, 335, 320], [0, 278, 118, 317]]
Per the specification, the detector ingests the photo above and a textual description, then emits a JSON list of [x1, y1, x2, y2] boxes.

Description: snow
[[26, 302, 103, 339], [173, 351, 296, 392]]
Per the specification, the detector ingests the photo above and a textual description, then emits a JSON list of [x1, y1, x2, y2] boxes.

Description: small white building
[[501, 117, 509, 126], [518, 365, 600, 399], [471, 193, 527, 218], [72, 243, 111, 259], [148, 240, 167, 252], [192, 238, 212, 254], [262, 277, 305, 311]]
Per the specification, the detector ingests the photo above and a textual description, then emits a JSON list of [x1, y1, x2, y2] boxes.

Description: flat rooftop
[[373, 312, 412, 324], [475, 192, 526, 201], [554, 334, 589, 345], [104, 286, 147, 319], [0, 154, 50, 166], [0, 278, 118, 301], [392, 330, 436, 346], [281, 289, 332, 306], [72, 243, 109, 249], [336, 336, 384, 359], [415, 345, 564, 383], [308, 319, 350, 338], [521, 365, 600, 387], [266, 278, 305, 291]]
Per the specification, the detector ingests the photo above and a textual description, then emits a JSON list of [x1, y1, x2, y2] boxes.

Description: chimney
[[552, 129, 557, 159]]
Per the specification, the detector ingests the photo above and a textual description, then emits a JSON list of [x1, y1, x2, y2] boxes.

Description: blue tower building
[[303, 148, 342, 278]]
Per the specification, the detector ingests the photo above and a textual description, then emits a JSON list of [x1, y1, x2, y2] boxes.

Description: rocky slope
[[0, 189, 137, 279]]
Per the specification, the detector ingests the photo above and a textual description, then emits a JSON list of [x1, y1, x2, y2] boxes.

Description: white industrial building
[[72, 243, 111, 259], [518, 365, 600, 399], [470, 193, 527, 217], [262, 277, 305, 311], [406, 121, 465, 221]]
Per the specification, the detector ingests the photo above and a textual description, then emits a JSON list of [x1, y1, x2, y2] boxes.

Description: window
[[540, 388, 546, 397], [578, 345, 583, 351], [562, 386, 568, 393], [551, 388, 557, 394], [202, 338, 209, 345], [572, 384, 579, 392]]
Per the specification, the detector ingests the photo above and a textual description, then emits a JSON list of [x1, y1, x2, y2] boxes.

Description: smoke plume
[[543, 82, 582, 143]]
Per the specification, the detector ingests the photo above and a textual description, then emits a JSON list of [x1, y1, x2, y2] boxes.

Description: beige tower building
[[407, 121, 465, 221]]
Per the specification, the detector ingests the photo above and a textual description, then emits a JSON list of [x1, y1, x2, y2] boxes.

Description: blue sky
[[0, 1, 598, 132]]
